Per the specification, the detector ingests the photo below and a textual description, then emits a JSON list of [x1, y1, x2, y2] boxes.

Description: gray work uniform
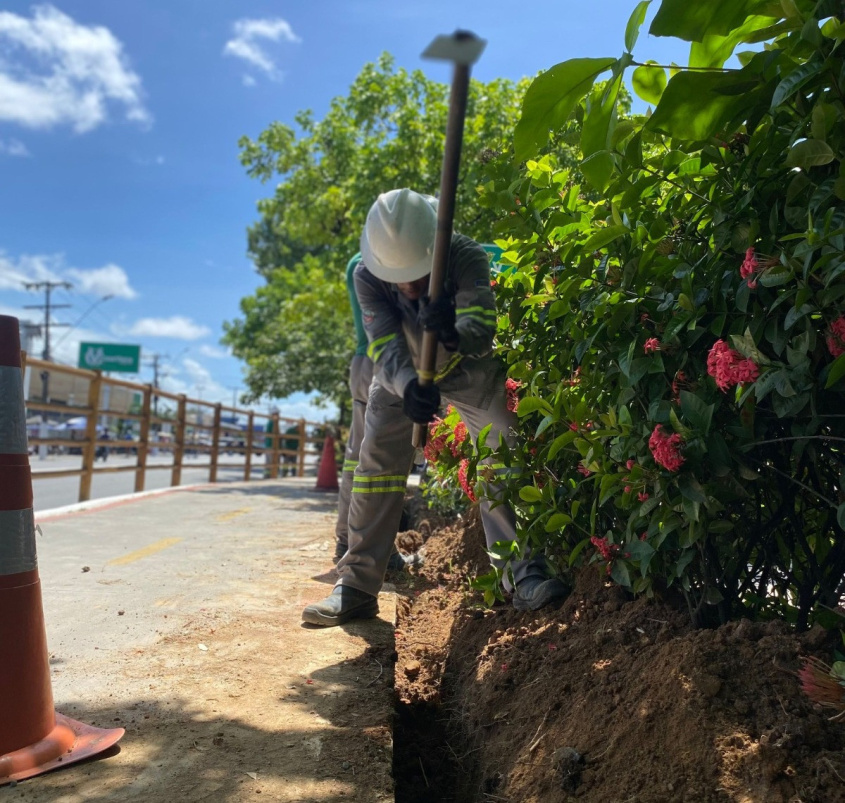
[[336, 234, 547, 596], [334, 352, 373, 556]]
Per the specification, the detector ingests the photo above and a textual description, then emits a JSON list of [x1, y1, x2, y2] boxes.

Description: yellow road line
[[107, 537, 183, 566], [215, 508, 251, 522]]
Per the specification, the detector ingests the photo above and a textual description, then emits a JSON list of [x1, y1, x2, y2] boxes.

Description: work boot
[[386, 551, 420, 572], [512, 576, 569, 612], [302, 585, 378, 627]]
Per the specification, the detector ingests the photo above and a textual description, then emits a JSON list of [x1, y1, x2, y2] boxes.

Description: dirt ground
[[392, 506, 845, 803], [6, 482, 397, 803]]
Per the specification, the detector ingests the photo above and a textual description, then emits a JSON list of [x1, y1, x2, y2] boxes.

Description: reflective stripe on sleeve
[[457, 306, 497, 326], [0, 365, 27, 454], [434, 353, 463, 384], [0, 508, 37, 576], [342, 459, 358, 473], [367, 333, 396, 363]]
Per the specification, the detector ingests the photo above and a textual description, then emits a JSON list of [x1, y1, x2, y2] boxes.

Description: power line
[[23, 280, 72, 402]]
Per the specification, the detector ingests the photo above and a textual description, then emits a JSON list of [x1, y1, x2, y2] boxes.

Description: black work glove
[[418, 293, 459, 351], [402, 379, 441, 425]]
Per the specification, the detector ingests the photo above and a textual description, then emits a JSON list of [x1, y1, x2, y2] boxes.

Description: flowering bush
[[420, 406, 476, 515], [473, 0, 845, 627]]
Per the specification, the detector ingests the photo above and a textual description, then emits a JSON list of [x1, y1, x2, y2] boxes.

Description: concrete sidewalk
[[7, 478, 396, 802]]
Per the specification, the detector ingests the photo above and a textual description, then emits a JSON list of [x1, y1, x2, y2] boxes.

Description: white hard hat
[[360, 189, 438, 283]]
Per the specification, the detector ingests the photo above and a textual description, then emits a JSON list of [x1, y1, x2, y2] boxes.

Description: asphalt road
[[29, 452, 318, 512]]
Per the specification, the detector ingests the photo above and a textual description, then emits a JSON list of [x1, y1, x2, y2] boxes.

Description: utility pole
[[145, 353, 168, 416], [23, 280, 72, 402]]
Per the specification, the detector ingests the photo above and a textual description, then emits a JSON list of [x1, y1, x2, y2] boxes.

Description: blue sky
[[0, 0, 692, 419]]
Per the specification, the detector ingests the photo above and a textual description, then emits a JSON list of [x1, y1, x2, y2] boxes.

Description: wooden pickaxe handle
[[412, 32, 485, 448]]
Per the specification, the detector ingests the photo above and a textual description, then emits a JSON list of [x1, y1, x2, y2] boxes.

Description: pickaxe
[[412, 30, 487, 448]]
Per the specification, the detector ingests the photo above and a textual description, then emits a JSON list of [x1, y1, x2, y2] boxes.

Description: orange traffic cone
[[314, 433, 339, 491], [0, 315, 124, 785]]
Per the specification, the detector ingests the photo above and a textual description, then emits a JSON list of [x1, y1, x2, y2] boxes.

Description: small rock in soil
[[553, 747, 584, 793]]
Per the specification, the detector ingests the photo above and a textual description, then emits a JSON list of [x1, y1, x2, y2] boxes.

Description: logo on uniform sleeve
[[362, 309, 376, 325]]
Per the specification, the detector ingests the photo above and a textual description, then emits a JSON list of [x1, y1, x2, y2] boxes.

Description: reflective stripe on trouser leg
[[337, 381, 414, 597], [444, 363, 547, 592], [335, 355, 373, 551]]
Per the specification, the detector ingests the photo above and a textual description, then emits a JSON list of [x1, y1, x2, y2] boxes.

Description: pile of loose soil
[[392, 506, 845, 803]]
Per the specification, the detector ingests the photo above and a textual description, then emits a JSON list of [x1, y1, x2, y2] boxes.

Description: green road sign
[[78, 342, 141, 373], [482, 243, 506, 274]]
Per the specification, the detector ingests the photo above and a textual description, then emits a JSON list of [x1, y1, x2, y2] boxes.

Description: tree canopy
[[224, 53, 530, 409]]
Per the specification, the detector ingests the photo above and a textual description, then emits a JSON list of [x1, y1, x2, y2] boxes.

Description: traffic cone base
[[314, 434, 339, 491], [0, 315, 124, 785], [1, 714, 124, 784]]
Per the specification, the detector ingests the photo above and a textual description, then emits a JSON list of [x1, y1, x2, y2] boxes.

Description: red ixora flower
[[706, 340, 760, 391], [590, 535, 619, 561], [576, 463, 592, 477], [423, 417, 448, 463], [638, 491, 649, 502], [449, 421, 468, 456], [457, 458, 477, 502], [648, 425, 685, 472], [644, 337, 660, 354], [505, 377, 521, 412], [826, 316, 845, 358], [740, 248, 759, 286]]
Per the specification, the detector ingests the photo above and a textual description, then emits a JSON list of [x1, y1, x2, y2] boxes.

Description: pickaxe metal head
[[421, 30, 486, 66]]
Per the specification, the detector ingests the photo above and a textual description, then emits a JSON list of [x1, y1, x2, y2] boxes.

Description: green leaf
[[632, 63, 668, 105], [611, 560, 632, 588], [545, 513, 572, 532], [625, 1, 651, 51], [785, 139, 835, 170], [516, 397, 553, 417], [519, 486, 543, 503], [690, 15, 778, 69], [547, 430, 578, 460], [581, 74, 622, 192], [514, 58, 617, 159], [679, 475, 708, 504], [646, 70, 764, 140], [488, 540, 517, 561], [568, 537, 590, 567], [584, 224, 629, 251], [650, 0, 776, 41], [772, 55, 825, 109], [679, 390, 715, 435], [838, 503, 845, 531], [825, 353, 845, 389]]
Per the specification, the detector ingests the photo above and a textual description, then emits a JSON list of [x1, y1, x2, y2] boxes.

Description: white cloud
[[223, 17, 300, 81], [0, 251, 137, 299], [125, 316, 210, 340], [242, 74, 256, 87], [66, 263, 136, 299], [0, 252, 62, 290], [182, 356, 212, 386], [199, 344, 231, 359], [0, 137, 30, 156], [0, 5, 150, 133]]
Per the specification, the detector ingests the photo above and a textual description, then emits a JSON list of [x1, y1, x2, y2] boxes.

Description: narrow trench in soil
[[393, 700, 472, 803]]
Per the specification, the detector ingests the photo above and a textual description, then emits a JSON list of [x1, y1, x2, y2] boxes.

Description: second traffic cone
[[314, 433, 339, 491], [0, 315, 124, 785]]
